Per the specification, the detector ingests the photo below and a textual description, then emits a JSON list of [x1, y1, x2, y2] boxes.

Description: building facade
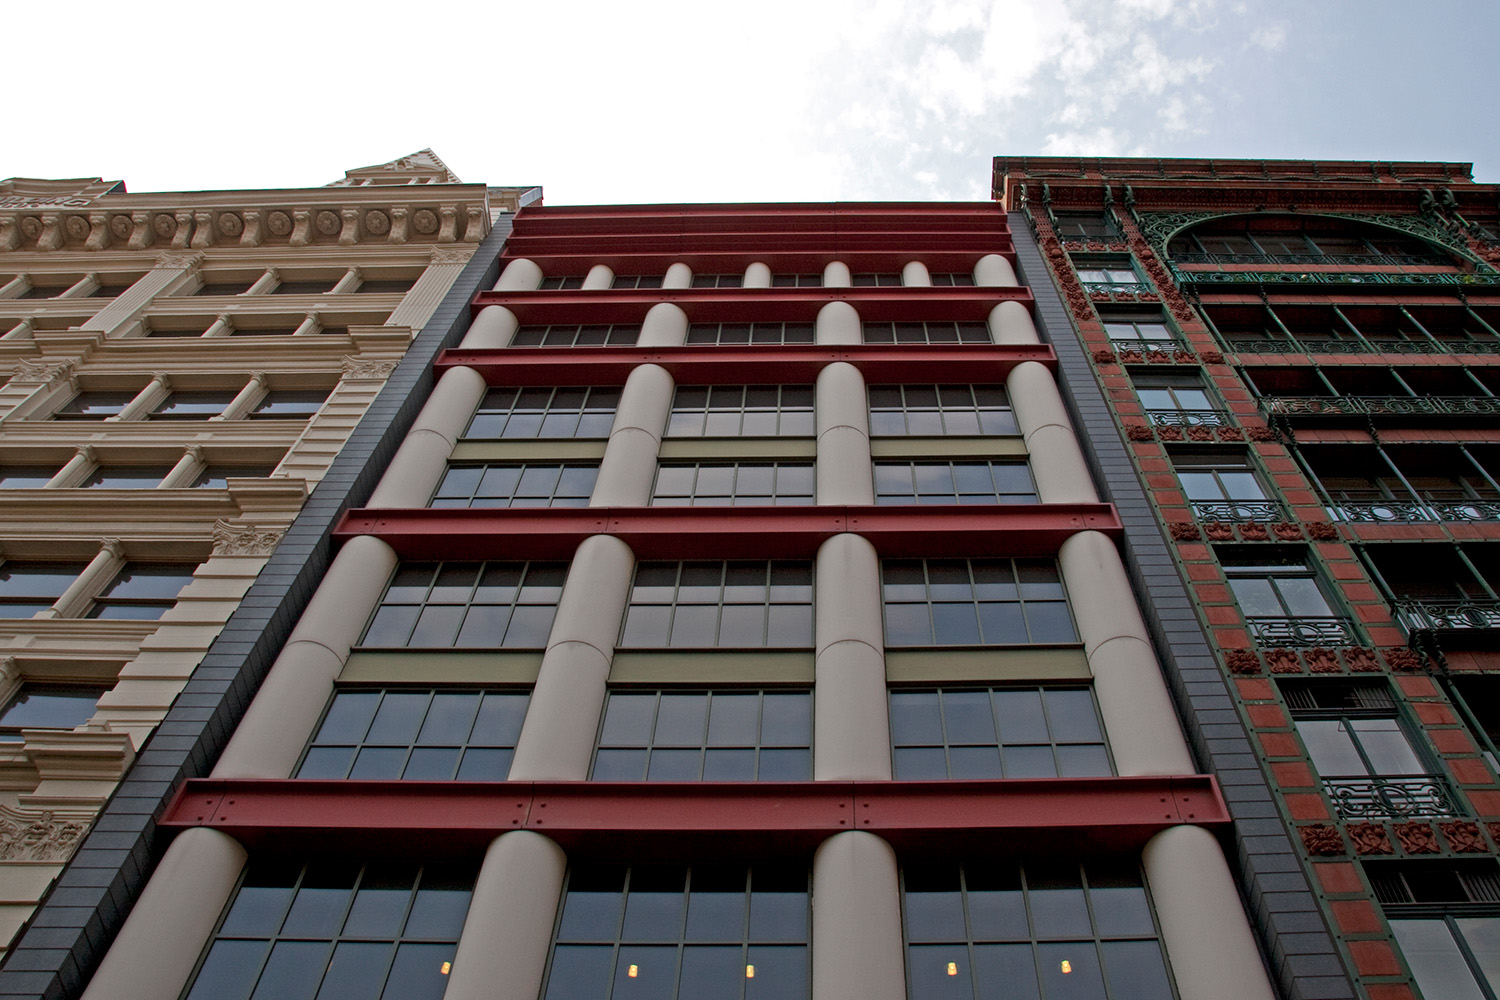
[[37, 201, 1313, 1000], [995, 156, 1500, 1000], [0, 151, 536, 972]]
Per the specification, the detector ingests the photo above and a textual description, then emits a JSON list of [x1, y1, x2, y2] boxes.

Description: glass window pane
[[1350, 719, 1425, 774], [707, 694, 759, 746], [1026, 870, 1091, 938], [622, 881, 686, 942], [1098, 939, 1174, 1000], [760, 693, 811, 747], [906, 891, 967, 942], [456, 747, 512, 780], [678, 946, 743, 1000], [703, 748, 757, 780], [249, 940, 330, 1000], [942, 691, 997, 745], [365, 694, 429, 745], [1295, 720, 1368, 775], [749, 890, 808, 943], [907, 945, 975, 1000], [647, 748, 702, 781], [602, 694, 658, 746], [1042, 690, 1103, 743], [613, 945, 678, 1000], [185, 939, 270, 1000], [470, 694, 528, 745], [1455, 917, 1500, 989], [416, 694, 480, 745], [1035, 942, 1104, 1000], [745, 945, 807, 1000], [1389, 920, 1487, 1000], [315, 942, 393, 1000], [545, 945, 615, 999], [686, 885, 747, 943], [973, 943, 1040, 1000], [342, 869, 415, 938], [593, 748, 647, 781], [381, 942, 458, 1000], [315, 693, 381, 744]]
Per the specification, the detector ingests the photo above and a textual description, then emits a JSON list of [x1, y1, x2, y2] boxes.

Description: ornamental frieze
[[0, 804, 90, 863]]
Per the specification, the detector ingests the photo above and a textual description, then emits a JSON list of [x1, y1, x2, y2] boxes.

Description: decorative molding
[[365, 209, 391, 236], [212, 520, 285, 557], [1299, 824, 1345, 856], [430, 245, 476, 265], [0, 804, 90, 863], [314, 210, 342, 237], [240, 209, 263, 248], [338, 209, 360, 247], [266, 210, 293, 237], [10, 359, 73, 387], [99, 537, 125, 559], [341, 356, 399, 381], [412, 208, 439, 235], [84, 213, 111, 251], [1348, 822, 1393, 855], [190, 211, 216, 249], [153, 251, 203, 272]]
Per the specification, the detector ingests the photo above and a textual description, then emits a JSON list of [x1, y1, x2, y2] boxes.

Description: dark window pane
[[678, 946, 743, 1000], [455, 747, 513, 780], [342, 869, 414, 938], [686, 888, 747, 942], [703, 748, 757, 780], [314, 941, 393, 1000], [380, 942, 457, 1000], [647, 748, 701, 781], [906, 945, 974, 1000], [748, 891, 808, 942], [249, 940, 330, 1000], [1035, 942, 1104, 1000], [185, 939, 270, 1000], [366, 693, 429, 745], [905, 891, 967, 942], [220, 884, 296, 937], [745, 944, 806, 1000], [613, 945, 678, 1000], [759, 694, 811, 746], [973, 944, 1040, 1000], [1098, 939, 1173, 1000], [405, 886, 472, 939], [707, 694, 759, 746], [350, 747, 408, 779], [403, 747, 460, 780], [296, 746, 356, 779], [471, 694, 528, 745]]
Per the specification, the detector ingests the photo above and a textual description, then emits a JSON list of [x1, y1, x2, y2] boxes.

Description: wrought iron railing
[[1176, 269, 1500, 288], [1225, 338, 1500, 356], [1146, 409, 1230, 427], [1081, 281, 1156, 296], [1189, 500, 1285, 522], [1108, 339, 1197, 360], [1323, 775, 1461, 820], [1248, 616, 1359, 646], [1329, 499, 1500, 523], [1260, 396, 1500, 417], [1394, 600, 1500, 633], [1299, 339, 1443, 355], [1173, 252, 1446, 267]]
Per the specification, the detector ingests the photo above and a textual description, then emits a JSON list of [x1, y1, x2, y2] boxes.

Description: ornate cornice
[[341, 356, 399, 381], [212, 520, 284, 557]]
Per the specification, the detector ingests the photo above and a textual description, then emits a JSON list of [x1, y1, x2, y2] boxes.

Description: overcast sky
[[13, 0, 1499, 204]]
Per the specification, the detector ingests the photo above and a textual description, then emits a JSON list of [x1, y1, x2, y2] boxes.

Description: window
[[930, 273, 976, 287], [882, 559, 1076, 646], [194, 280, 255, 296], [1171, 452, 1279, 521], [297, 688, 528, 780], [539, 276, 585, 290], [868, 386, 1018, 437], [685, 322, 814, 346], [0, 686, 109, 741], [271, 277, 337, 295], [87, 563, 197, 620], [620, 561, 813, 648], [770, 274, 822, 287], [901, 860, 1173, 1000], [690, 274, 744, 288], [229, 325, 299, 338], [464, 387, 620, 440], [666, 386, 814, 438], [191, 465, 279, 489], [1075, 261, 1141, 290], [592, 690, 812, 781], [1100, 312, 1175, 347], [652, 463, 814, 506], [430, 464, 598, 508], [81, 466, 174, 489], [249, 391, 328, 419], [543, 864, 808, 1000], [52, 391, 138, 420], [183, 861, 472, 1000], [1450, 677, 1500, 771], [612, 275, 665, 289], [362, 561, 566, 649], [1371, 862, 1500, 1000], [0, 466, 57, 488], [890, 687, 1109, 780], [355, 278, 417, 294], [1283, 681, 1454, 819], [1221, 548, 1353, 645], [1133, 374, 1225, 427], [0, 562, 86, 617], [1051, 213, 1118, 240], [862, 321, 991, 345], [874, 462, 1037, 505], [149, 391, 238, 420], [852, 273, 902, 286], [511, 324, 641, 347]]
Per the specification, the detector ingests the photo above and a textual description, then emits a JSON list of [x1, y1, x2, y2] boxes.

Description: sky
[[11, 0, 1500, 205]]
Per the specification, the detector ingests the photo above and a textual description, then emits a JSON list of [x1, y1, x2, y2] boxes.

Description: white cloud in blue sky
[[9, 0, 1498, 204]]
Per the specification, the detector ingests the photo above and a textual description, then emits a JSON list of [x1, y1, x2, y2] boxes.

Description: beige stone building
[[0, 151, 532, 956]]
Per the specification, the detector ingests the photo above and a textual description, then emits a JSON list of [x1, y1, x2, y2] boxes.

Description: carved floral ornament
[[9, 359, 73, 387], [0, 804, 90, 863], [342, 356, 399, 380], [212, 520, 285, 557]]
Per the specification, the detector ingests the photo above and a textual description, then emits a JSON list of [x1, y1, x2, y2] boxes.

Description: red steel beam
[[332, 504, 1123, 561], [161, 776, 1227, 860], [434, 343, 1056, 387]]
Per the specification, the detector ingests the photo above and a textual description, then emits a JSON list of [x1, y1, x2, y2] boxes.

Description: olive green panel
[[885, 646, 1090, 682], [657, 438, 818, 460], [339, 650, 544, 684], [869, 437, 1027, 459], [448, 440, 609, 462], [608, 650, 816, 684]]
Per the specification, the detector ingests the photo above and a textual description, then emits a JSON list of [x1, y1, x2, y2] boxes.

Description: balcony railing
[[1394, 600, 1500, 633], [1247, 616, 1359, 646], [1225, 338, 1500, 356], [1260, 396, 1500, 417], [1174, 251, 1446, 267], [1323, 775, 1461, 820], [1175, 269, 1500, 288], [1189, 500, 1285, 522], [1146, 409, 1230, 427], [1329, 499, 1500, 523], [1081, 280, 1156, 296], [1108, 339, 1197, 361]]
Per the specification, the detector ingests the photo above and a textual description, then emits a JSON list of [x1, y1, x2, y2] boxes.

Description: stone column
[[973, 254, 1019, 287], [0, 274, 27, 299], [464, 305, 520, 348], [662, 262, 693, 289], [814, 534, 889, 780], [215, 374, 269, 421], [815, 362, 872, 506], [743, 262, 772, 287], [823, 262, 852, 288], [160, 447, 206, 488], [43, 539, 124, 619], [811, 831, 906, 1000], [638, 302, 689, 348], [330, 267, 362, 294], [366, 366, 488, 508], [1005, 362, 1096, 504], [1058, 531, 1192, 776], [815, 301, 860, 346], [44, 445, 97, 489], [508, 535, 635, 779], [79, 828, 246, 1000], [244, 269, 279, 295], [901, 261, 931, 286], [385, 246, 477, 330], [591, 364, 673, 507], [495, 257, 543, 291], [109, 375, 171, 422], [201, 315, 233, 338], [212, 535, 398, 777], [989, 301, 1039, 345], [583, 264, 615, 289], [291, 314, 320, 337], [444, 831, 568, 1000], [78, 252, 202, 338], [1143, 826, 1278, 1000]]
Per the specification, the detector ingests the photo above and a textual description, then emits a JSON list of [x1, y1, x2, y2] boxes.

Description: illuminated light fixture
[[947, 962, 958, 976], [1060, 960, 1073, 974], [628, 965, 639, 978], [746, 965, 755, 979], [440, 962, 452, 975]]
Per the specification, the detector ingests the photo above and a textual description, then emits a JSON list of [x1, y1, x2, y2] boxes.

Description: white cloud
[[1251, 24, 1288, 49]]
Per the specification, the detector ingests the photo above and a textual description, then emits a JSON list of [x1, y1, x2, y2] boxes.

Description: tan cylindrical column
[[663, 262, 693, 289], [1006, 362, 1097, 504], [815, 362, 872, 506], [823, 261, 852, 288], [44, 446, 97, 489], [80, 828, 246, 1000], [638, 302, 689, 348], [215, 373, 269, 422], [743, 262, 772, 288], [212, 535, 398, 777], [583, 264, 615, 290], [815, 301, 860, 346], [901, 261, 931, 286], [509, 534, 635, 779], [989, 301, 1039, 345], [973, 253, 1019, 287], [814, 534, 889, 780], [367, 366, 488, 508], [1144, 826, 1277, 1000], [592, 364, 673, 507], [445, 831, 567, 1000], [1059, 531, 1192, 775], [43, 539, 124, 619], [812, 831, 906, 1000], [462, 305, 519, 349], [110, 375, 170, 422], [495, 257, 543, 291], [159, 448, 205, 488]]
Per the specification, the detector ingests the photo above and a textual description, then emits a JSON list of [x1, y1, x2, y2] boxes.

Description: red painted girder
[[506, 252, 1015, 277], [332, 504, 1123, 560], [469, 285, 1034, 325], [161, 776, 1226, 859], [435, 343, 1057, 386]]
